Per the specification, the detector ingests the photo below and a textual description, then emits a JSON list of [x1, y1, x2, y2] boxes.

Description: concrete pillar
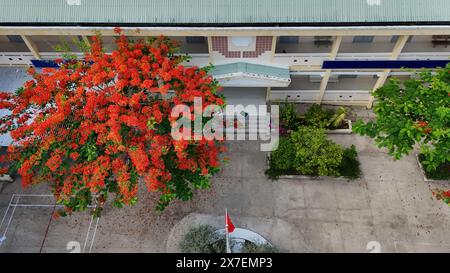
[[20, 35, 40, 59]]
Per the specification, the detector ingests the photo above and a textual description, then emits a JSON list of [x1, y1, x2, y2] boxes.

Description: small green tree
[[179, 225, 224, 253], [339, 145, 361, 179], [328, 107, 348, 129], [269, 127, 344, 177], [241, 242, 280, 253], [291, 127, 344, 176], [268, 137, 297, 171], [353, 64, 450, 172], [303, 104, 333, 128], [280, 102, 299, 130]]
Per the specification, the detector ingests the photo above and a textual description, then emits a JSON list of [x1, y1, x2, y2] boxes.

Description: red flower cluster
[[0, 30, 226, 215], [415, 120, 433, 134], [432, 189, 450, 206]]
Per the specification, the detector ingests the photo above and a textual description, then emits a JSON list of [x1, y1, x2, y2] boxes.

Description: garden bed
[[415, 154, 450, 182], [268, 103, 361, 181], [279, 103, 354, 135], [326, 119, 352, 134], [265, 158, 357, 181], [266, 150, 361, 181], [266, 127, 362, 181]]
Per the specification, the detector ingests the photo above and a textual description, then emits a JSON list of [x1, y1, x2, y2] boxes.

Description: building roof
[[211, 62, 291, 87], [0, 0, 449, 26]]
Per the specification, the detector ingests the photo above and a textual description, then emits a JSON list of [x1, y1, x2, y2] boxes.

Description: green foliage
[[291, 127, 344, 176], [240, 242, 280, 253], [268, 137, 296, 171], [267, 127, 345, 178], [265, 136, 297, 180], [280, 103, 299, 130], [265, 162, 290, 180], [179, 225, 279, 253], [54, 36, 90, 60], [279, 103, 350, 131], [0, 34, 226, 216], [353, 64, 450, 172], [432, 189, 450, 206], [179, 225, 224, 253], [419, 154, 450, 180], [303, 104, 334, 128], [339, 145, 362, 179], [329, 107, 348, 129]]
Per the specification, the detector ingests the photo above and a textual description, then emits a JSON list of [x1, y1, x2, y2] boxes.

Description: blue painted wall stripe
[[31, 59, 59, 68], [31, 59, 450, 70]]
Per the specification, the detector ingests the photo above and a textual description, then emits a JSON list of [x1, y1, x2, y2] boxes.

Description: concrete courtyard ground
[[0, 133, 449, 253]]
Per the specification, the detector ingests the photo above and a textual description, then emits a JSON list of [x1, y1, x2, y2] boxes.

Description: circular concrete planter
[[166, 213, 280, 253], [213, 228, 271, 253]]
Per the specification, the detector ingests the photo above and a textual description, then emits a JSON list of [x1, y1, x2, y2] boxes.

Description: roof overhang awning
[[211, 62, 291, 87]]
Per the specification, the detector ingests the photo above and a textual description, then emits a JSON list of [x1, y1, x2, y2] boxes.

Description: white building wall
[[0, 31, 449, 107]]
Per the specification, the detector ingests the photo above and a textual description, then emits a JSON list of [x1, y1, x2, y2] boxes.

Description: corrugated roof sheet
[[0, 0, 449, 25]]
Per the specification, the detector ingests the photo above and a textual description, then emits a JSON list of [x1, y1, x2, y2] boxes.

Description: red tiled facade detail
[[211, 36, 241, 58], [211, 36, 273, 58], [242, 36, 273, 58]]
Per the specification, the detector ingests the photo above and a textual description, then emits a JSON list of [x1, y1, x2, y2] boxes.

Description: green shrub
[[291, 127, 344, 176], [280, 103, 350, 130], [179, 225, 281, 253], [419, 154, 450, 180], [180, 225, 223, 253], [266, 136, 298, 180], [303, 104, 333, 128], [268, 137, 296, 171], [267, 127, 345, 178], [280, 102, 300, 130], [328, 107, 348, 129], [265, 163, 289, 180], [339, 145, 361, 179], [240, 242, 280, 253]]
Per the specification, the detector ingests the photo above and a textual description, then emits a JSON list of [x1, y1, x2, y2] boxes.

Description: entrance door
[[218, 87, 269, 136]]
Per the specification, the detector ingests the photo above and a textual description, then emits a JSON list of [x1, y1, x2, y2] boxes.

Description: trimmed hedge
[[266, 127, 361, 180]]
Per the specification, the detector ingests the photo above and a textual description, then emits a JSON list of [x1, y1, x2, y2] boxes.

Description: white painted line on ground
[[0, 193, 100, 252]]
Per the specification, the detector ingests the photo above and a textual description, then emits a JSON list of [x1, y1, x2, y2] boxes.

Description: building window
[[314, 36, 332, 41], [352, 36, 374, 43], [279, 36, 299, 44], [186, 36, 206, 43], [390, 35, 413, 43], [314, 36, 333, 47], [339, 75, 358, 79], [6, 35, 24, 43]]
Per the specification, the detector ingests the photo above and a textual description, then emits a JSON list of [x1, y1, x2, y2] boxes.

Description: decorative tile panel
[[212, 36, 273, 58]]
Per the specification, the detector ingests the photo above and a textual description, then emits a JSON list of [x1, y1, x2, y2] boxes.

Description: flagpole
[[225, 208, 231, 253]]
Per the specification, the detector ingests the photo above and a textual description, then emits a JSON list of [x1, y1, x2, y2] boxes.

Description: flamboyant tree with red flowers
[[0, 28, 226, 216]]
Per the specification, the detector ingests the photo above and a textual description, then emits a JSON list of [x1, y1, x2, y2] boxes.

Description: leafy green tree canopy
[[353, 64, 450, 171]]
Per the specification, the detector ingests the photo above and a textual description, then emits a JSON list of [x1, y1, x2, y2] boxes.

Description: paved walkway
[[187, 136, 450, 252], [0, 135, 449, 252]]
